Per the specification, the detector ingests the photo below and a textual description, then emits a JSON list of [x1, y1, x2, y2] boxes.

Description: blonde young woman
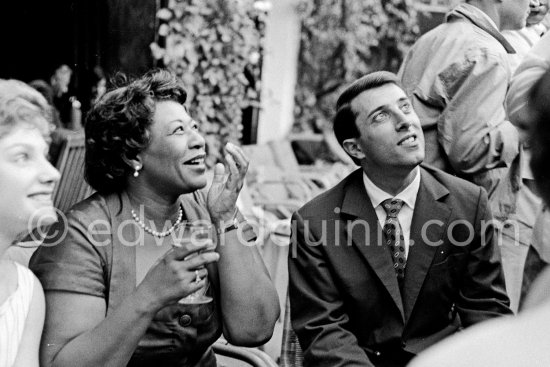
[[0, 79, 60, 366]]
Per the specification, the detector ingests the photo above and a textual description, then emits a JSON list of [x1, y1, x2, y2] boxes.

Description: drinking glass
[[173, 222, 215, 304]]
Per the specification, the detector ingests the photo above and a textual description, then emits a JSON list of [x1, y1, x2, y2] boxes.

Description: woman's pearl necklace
[[131, 206, 183, 238]]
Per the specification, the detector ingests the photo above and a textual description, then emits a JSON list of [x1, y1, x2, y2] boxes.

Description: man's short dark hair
[[529, 68, 550, 206], [333, 71, 403, 165]]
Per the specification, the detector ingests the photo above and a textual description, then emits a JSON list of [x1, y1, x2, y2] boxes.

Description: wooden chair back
[[280, 294, 304, 367], [52, 132, 93, 212]]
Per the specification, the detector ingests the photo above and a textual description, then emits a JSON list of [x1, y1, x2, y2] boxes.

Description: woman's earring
[[133, 166, 141, 177]]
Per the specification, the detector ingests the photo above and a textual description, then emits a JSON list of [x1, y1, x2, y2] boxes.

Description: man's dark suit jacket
[[288, 166, 512, 367]]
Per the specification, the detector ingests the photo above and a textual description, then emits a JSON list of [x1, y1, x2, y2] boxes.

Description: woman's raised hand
[[136, 241, 219, 310], [207, 142, 249, 223]]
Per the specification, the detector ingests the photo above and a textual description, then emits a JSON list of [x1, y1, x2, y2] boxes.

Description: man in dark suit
[[288, 71, 512, 367]]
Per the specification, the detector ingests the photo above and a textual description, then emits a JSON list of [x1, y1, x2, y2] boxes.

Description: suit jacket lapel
[[341, 170, 405, 320], [402, 168, 451, 321]]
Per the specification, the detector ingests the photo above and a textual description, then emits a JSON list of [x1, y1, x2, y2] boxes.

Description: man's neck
[[466, 0, 501, 30], [363, 166, 419, 197]]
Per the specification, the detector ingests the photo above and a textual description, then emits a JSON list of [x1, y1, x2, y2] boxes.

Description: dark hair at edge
[[333, 71, 403, 166], [84, 69, 187, 195], [529, 68, 550, 206]]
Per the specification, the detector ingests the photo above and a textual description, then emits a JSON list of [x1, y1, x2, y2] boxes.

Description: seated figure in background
[[50, 64, 73, 126], [30, 66, 77, 165], [29, 69, 280, 367]]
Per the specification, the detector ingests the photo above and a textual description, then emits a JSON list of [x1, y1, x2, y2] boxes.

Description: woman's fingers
[[165, 244, 219, 270], [170, 239, 213, 260], [183, 251, 219, 269], [177, 263, 211, 298], [224, 153, 239, 189], [179, 267, 209, 285], [211, 162, 226, 186], [193, 267, 209, 281], [224, 143, 247, 190], [225, 143, 249, 174], [159, 250, 215, 296], [206, 143, 249, 221]]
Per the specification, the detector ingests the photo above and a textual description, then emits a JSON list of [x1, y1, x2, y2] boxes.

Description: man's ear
[[342, 138, 365, 161]]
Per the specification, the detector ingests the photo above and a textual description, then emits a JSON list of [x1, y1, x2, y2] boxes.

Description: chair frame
[[213, 340, 278, 367], [52, 132, 93, 212]]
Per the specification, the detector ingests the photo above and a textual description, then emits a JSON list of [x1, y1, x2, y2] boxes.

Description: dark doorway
[[0, 1, 76, 82], [0, 0, 157, 114]]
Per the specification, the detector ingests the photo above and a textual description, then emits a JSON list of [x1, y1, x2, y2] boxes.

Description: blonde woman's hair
[[0, 79, 53, 140]]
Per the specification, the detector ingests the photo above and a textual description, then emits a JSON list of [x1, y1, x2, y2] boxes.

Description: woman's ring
[[195, 270, 201, 283]]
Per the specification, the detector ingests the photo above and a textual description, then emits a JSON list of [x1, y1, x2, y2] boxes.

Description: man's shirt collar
[[362, 167, 421, 210]]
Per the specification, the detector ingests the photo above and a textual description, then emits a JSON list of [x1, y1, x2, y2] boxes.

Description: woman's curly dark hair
[[85, 69, 187, 194]]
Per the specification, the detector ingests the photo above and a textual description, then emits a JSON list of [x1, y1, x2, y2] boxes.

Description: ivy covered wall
[[151, 0, 265, 165], [152, 0, 420, 162], [293, 0, 419, 134]]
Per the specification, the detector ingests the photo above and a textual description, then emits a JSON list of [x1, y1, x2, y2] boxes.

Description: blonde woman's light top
[[0, 262, 35, 367]]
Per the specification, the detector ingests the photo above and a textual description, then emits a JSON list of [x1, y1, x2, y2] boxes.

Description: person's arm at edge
[[13, 274, 45, 367], [455, 186, 513, 326], [34, 212, 219, 367], [40, 290, 158, 367], [40, 246, 219, 367], [207, 143, 280, 346], [215, 223, 280, 346]]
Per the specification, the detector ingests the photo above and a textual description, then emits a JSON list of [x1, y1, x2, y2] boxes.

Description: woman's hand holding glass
[[137, 234, 218, 310], [172, 223, 216, 304]]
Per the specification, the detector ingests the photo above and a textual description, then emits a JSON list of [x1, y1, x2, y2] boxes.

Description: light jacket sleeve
[[436, 52, 519, 176]]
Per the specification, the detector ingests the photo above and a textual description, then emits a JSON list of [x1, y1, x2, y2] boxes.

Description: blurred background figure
[[0, 78, 60, 367], [506, 30, 550, 310], [80, 65, 107, 116], [408, 64, 550, 367], [503, 0, 550, 72], [26, 78, 70, 170], [50, 64, 75, 129], [91, 66, 107, 101], [28, 79, 61, 129], [50, 64, 72, 99], [29, 64, 79, 131]]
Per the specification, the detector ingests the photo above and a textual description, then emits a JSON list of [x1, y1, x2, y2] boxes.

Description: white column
[[256, 0, 301, 143]]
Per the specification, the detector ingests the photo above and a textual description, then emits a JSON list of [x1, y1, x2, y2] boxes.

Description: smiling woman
[[29, 69, 280, 367], [137, 101, 209, 197], [0, 79, 60, 367]]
